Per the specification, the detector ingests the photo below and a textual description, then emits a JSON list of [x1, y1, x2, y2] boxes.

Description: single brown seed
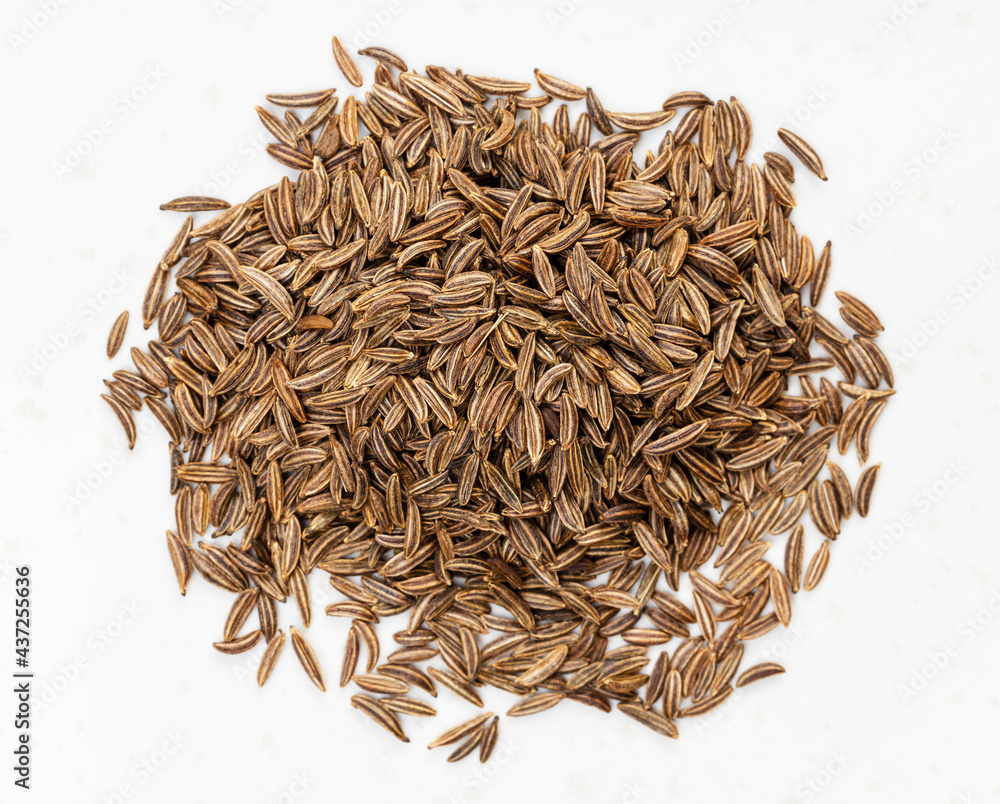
[[159, 196, 231, 212], [264, 89, 335, 107], [506, 693, 565, 717], [735, 662, 786, 687], [479, 716, 500, 762], [340, 629, 359, 688], [351, 694, 410, 742], [213, 630, 262, 654], [534, 69, 585, 101], [784, 525, 805, 594], [165, 530, 190, 596], [223, 588, 259, 641], [106, 311, 129, 359], [289, 626, 326, 692], [332, 36, 363, 87], [380, 696, 437, 717], [777, 128, 827, 180], [257, 630, 285, 687], [855, 463, 882, 517], [803, 542, 831, 592], [357, 46, 408, 72]]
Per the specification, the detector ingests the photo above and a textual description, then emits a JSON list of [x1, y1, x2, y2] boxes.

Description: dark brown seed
[[165, 530, 190, 595], [736, 662, 786, 687], [810, 241, 832, 307], [213, 630, 262, 654], [769, 569, 792, 627], [106, 311, 129, 359], [265, 89, 335, 107], [617, 701, 679, 738], [353, 620, 380, 672], [855, 463, 881, 517], [446, 727, 485, 762], [679, 686, 733, 717], [160, 196, 231, 212], [534, 69, 585, 101], [428, 713, 495, 748], [352, 673, 409, 695], [662, 90, 712, 110], [784, 525, 805, 594], [515, 644, 568, 687], [380, 696, 437, 717], [340, 630, 360, 689], [803, 542, 831, 592], [506, 694, 564, 717], [101, 394, 136, 449], [479, 716, 499, 762], [357, 46, 408, 72], [662, 669, 682, 719], [777, 128, 827, 180], [223, 588, 259, 641], [141, 265, 168, 329], [257, 630, 285, 687], [605, 109, 675, 131], [332, 36, 363, 87], [289, 626, 326, 691], [351, 694, 410, 742], [426, 667, 483, 707]]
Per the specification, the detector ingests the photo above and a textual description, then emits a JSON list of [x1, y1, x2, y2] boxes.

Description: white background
[[1, 0, 998, 802]]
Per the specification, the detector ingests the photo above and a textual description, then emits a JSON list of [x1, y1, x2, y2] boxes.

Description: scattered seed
[[777, 128, 827, 180], [257, 630, 285, 687], [289, 626, 326, 692], [106, 311, 129, 359], [855, 463, 882, 517], [736, 661, 786, 687], [332, 36, 363, 87]]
